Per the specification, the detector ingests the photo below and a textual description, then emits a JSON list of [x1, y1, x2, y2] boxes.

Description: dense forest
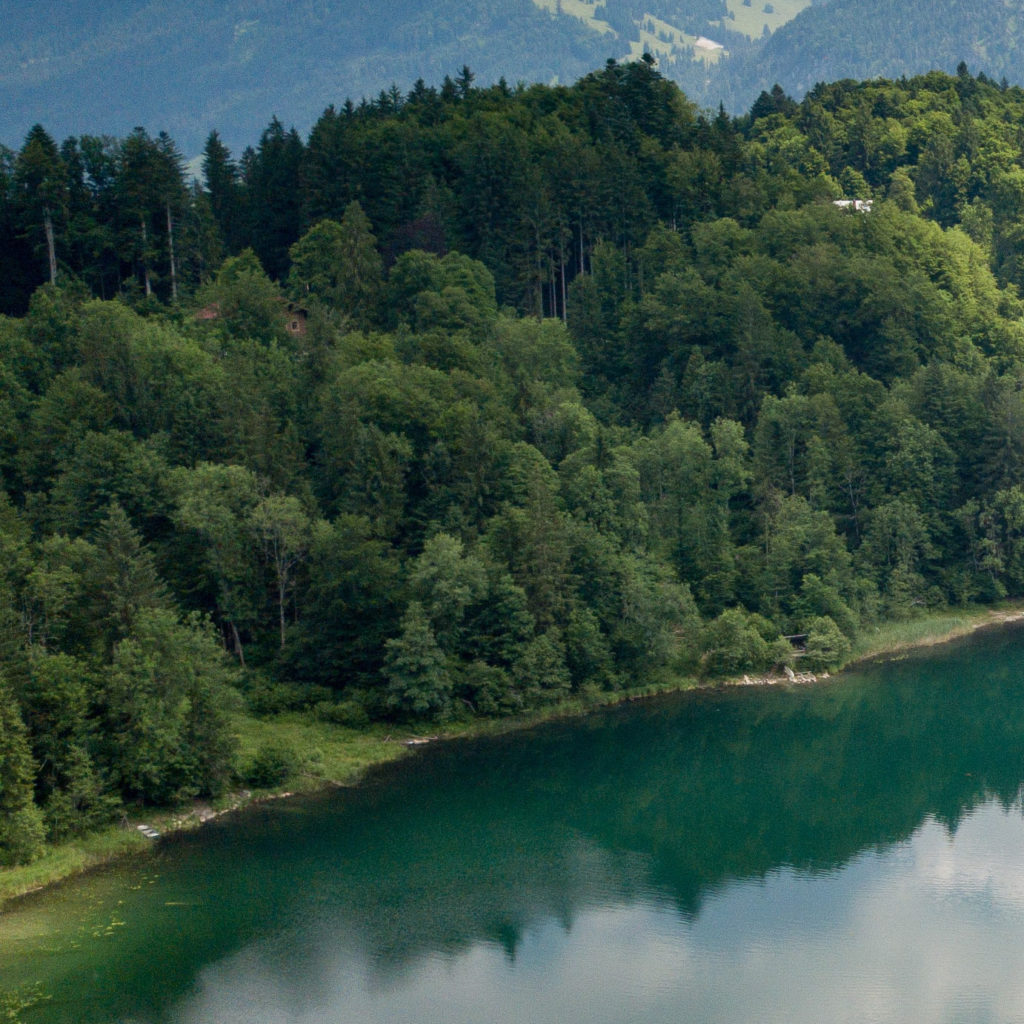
[[6, 58, 1024, 864]]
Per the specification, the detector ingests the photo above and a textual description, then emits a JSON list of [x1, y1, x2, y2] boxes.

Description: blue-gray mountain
[[3, 0, 1018, 154], [727, 0, 1024, 105]]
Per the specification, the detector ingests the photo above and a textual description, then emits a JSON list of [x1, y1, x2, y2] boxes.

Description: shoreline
[[4, 600, 1024, 909], [723, 606, 1024, 689], [843, 605, 1024, 667]]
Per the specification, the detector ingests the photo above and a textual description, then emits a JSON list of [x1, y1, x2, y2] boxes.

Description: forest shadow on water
[[5, 621, 1024, 1023]]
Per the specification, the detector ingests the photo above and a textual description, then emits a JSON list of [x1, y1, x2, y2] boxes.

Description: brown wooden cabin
[[282, 300, 308, 336], [194, 299, 308, 336]]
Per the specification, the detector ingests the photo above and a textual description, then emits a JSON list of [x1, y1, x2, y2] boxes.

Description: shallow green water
[[6, 623, 1024, 1023]]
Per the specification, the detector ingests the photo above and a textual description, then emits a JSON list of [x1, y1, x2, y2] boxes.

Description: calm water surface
[[6, 624, 1024, 1023]]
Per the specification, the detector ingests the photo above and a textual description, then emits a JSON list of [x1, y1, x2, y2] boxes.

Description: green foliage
[[384, 602, 453, 721], [98, 608, 239, 803], [512, 629, 572, 708], [314, 698, 371, 729], [196, 249, 286, 345], [0, 680, 46, 865], [12, 61, 1024, 853], [700, 609, 789, 679], [245, 741, 299, 788], [803, 615, 851, 670], [244, 678, 333, 716], [85, 502, 171, 651], [170, 462, 262, 662], [17, 650, 116, 839], [288, 203, 383, 329]]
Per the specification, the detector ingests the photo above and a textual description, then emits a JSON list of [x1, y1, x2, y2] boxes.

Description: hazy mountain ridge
[[0, 0, 607, 152], [729, 0, 1024, 99], [2, 0, 1023, 154], [0, 0, 801, 153]]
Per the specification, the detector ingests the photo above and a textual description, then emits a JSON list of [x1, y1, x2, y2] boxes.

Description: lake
[[5, 622, 1024, 1023]]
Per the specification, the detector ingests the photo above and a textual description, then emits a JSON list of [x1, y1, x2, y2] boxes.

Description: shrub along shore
[[2, 600, 1021, 910]]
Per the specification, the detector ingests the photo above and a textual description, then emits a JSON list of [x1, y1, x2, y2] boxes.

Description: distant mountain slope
[[3, 0, 1024, 155], [0, 0, 610, 153], [0, 0, 798, 154], [726, 0, 1024, 101]]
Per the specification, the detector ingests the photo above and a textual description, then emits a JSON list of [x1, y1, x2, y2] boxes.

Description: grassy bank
[[0, 719, 409, 907], [844, 603, 1024, 666], [4, 601, 1024, 908]]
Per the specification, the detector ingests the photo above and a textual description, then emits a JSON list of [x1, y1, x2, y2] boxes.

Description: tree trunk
[[43, 207, 57, 284], [140, 215, 152, 297], [534, 222, 544, 319], [230, 621, 246, 666], [166, 201, 178, 302], [560, 244, 567, 323], [278, 577, 287, 650]]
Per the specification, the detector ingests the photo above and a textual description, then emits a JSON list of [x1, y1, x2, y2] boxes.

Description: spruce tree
[[384, 602, 452, 720], [0, 678, 45, 865]]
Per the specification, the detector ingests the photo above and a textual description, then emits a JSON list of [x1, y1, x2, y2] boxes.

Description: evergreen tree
[[384, 601, 452, 720], [0, 678, 46, 865], [245, 118, 304, 280], [85, 502, 170, 652], [14, 125, 66, 286], [202, 130, 242, 252], [335, 200, 383, 329]]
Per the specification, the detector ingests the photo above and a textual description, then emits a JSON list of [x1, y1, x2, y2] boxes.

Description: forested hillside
[[6, 60, 1024, 863]]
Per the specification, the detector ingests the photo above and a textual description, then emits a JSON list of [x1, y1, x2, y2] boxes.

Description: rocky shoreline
[[737, 665, 829, 686]]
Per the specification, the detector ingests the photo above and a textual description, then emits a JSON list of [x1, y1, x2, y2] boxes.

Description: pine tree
[[245, 118, 304, 280], [202, 130, 241, 252], [86, 502, 170, 653], [116, 128, 162, 298], [384, 601, 452, 720], [14, 124, 66, 286], [336, 200, 383, 329], [155, 132, 188, 301], [0, 678, 45, 865]]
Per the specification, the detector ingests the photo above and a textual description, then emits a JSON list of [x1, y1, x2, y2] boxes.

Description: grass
[[0, 827, 148, 906], [531, 0, 727, 64], [722, 0, 811, 41], [529, 0, 616, 35], [845, 603, 1024, 666], [232, 713, 409, 790]]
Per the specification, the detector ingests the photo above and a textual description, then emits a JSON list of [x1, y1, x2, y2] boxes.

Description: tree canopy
[[6, 61, 1024, 861]]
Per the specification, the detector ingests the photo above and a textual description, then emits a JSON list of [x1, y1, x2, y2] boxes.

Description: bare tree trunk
[[43, 207, 57, 284], [278, 579, 287, 650], [140, 215, 152, 297], [166, 201, 178, 302], [534, 222, 544, 319], [560, 242, 567, 323], [230, 621, 246, 666]]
